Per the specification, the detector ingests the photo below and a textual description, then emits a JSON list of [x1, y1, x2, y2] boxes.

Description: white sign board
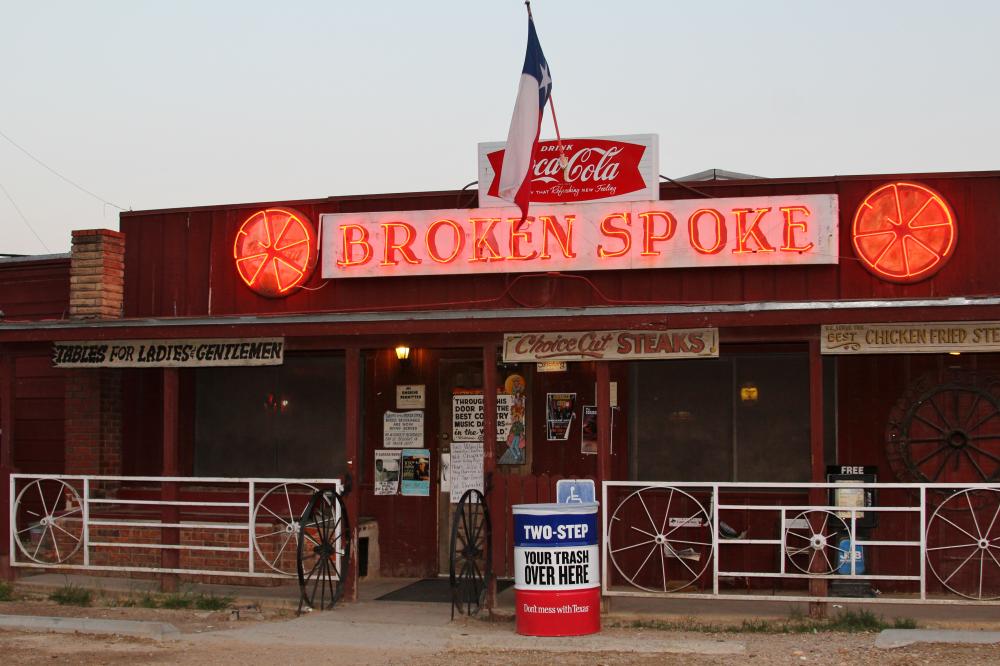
[[504, 329, 718, 362], [452, 393, 513, 443], [822, 322, 1000, 354], [396, 384, 426, 409], [320, 194, 839, 280], [477, 134, 660, 206], [383, 410, 424, 448], [53, 338, 284, 368], [449, 441, 484, 503]]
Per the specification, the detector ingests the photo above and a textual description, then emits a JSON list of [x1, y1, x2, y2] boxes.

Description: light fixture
[[395, 345, 410, 361], [949, 351, 961, 356], [740, 383, 759, 403]]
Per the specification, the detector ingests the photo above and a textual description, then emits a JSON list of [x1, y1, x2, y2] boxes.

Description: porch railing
[[602, 481, 1000, 605], [9, 474, 342, 579]]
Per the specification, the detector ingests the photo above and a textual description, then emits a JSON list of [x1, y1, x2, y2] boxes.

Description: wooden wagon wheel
[[449, 488, 492, 618], [887, 376, 1000, 485], [297, 488, 350, 612]]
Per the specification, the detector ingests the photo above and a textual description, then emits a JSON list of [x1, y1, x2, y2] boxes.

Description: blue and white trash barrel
[[512, 501, 600, 636]]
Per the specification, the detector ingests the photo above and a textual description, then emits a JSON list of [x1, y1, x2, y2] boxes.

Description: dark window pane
[[194, 355, 345, 478], [735, 356, 811, 482], [634, 359, 733, 481]]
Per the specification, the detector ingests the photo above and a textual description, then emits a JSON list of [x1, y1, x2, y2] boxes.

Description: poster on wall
[[546, 393, 576, 441], [450, 441, 484, 503], [396, 384, 426, 409], [383, 410, 424, 448], [498, 374, 528, 465], [440, 453, 451, 493], [580, 405, 598, 454], [452, 392, 514, 442], [401, 449, 431, 496], [374, 449, 401, 495]]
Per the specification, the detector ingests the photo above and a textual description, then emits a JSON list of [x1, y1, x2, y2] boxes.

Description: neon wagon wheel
[[607, 486, 713, 593], [252, 482, 318, 575], [297, 488, 350, 611], [783, 509, 850, 575], [14, 478, 84, 564], [450, 488, 492, 618], [926, 488, 1000, 600]]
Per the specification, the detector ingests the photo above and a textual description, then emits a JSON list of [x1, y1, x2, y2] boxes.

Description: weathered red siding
[[119, 173, 1000, 321]]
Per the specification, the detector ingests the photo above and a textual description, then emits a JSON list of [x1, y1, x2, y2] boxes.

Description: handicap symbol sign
[[556, 479, 596, 504]]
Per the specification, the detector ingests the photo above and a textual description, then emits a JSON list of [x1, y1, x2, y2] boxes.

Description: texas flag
[[497, 16, 552, 221]]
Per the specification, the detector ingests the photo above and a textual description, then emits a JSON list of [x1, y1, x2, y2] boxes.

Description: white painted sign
[[396, 384, 426, 409], [477, 134, 660, 206], [504, 329, 718, 362], [383, 410, 424, 448], [320, 194, 839, 280], [52, 339, 284, 368], [452, 393, 513, 443], [449, 441, 484, 503], [822, 322, 1000, 354]]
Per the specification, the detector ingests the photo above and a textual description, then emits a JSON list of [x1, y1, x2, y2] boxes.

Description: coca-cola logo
[[486, 138, 648, 203]]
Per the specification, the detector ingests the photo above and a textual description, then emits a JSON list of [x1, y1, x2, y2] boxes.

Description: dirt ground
[[1, 629, 999, 665], [2, 594, 1000, 665]]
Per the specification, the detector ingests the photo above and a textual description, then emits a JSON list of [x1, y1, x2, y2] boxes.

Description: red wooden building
[[2, 166, 999, 601]]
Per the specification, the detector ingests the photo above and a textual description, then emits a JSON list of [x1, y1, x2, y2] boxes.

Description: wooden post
[[1, 350, 15, 581], [482, 342, 498, 613], [161, 368, 180, 592], [344, 347, 361, 602], [807, 337, 828, 616], [596, 361, 611, 612]]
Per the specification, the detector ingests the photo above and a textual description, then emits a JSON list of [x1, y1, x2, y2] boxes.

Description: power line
[[0, 127, 126, 211], [0, 180, 51, 253]]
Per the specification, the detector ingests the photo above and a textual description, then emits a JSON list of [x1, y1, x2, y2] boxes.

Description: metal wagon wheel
[[449, 488, 492, 618], [783, 509, 850, 575], [926, 488, 1000, 600], [607, 486, 713, 593], [297, 487, 350, 611], [14, 478, 84, 564], [252, 482, 318, 575]]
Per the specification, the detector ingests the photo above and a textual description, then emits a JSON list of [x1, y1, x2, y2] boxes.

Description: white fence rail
[[9, 474, 343, 579], [602, 481, 1000, 605]]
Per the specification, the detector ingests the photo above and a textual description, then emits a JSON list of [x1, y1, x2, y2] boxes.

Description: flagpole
[[525, 1, 569, 173]]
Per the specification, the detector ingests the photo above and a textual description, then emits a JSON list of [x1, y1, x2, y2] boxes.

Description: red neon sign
[[233, 207, 318, 298], [852, 182, 956, 284]]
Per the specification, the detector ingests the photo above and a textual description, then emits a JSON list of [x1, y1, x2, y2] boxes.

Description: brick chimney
[[69, 229, 125, 319]]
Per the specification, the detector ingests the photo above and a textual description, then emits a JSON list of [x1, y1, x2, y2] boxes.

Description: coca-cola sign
[[478, 134, 659, 206]]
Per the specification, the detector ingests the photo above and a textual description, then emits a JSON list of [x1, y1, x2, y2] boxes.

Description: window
[[194, 354, 345, 478], [631, 353, 814, 482]]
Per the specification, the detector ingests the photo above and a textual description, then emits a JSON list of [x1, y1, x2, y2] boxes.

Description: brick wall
[[69, 229, 124, 319], [65, 229, 124, 476], [65, 370, 122, 476]]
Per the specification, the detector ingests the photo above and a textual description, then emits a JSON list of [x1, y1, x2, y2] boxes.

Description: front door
[[437, 358, 482, 575]]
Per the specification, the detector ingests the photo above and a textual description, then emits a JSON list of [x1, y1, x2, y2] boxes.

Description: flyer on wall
[[374, 449, 401, 495], [546, 392, 576, 441], [498, 373, 528, 465], [580, 405, 597, 454], [401, 448, 431, 496], [450, 441, 484, 503], [383, 410, 424, 448]]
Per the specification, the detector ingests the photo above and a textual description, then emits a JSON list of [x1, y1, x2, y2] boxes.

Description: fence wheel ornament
[[252, 482, 318, 575], [607, 486, 713, 593], [783, 509, 851, 575], [926, 488, 1000, 601], [14, 478, 84, 564]]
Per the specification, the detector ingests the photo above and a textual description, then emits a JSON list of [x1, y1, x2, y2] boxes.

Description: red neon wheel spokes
[[852, 182, 956, 284], [233, 207, 317, 297]]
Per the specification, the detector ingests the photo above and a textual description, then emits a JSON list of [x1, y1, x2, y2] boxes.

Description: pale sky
[[1, 1, 998, 255]]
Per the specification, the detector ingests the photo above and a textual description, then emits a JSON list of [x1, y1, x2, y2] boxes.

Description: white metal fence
[[602, 481, 1000, 605], [9, 474, 343, 579]]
